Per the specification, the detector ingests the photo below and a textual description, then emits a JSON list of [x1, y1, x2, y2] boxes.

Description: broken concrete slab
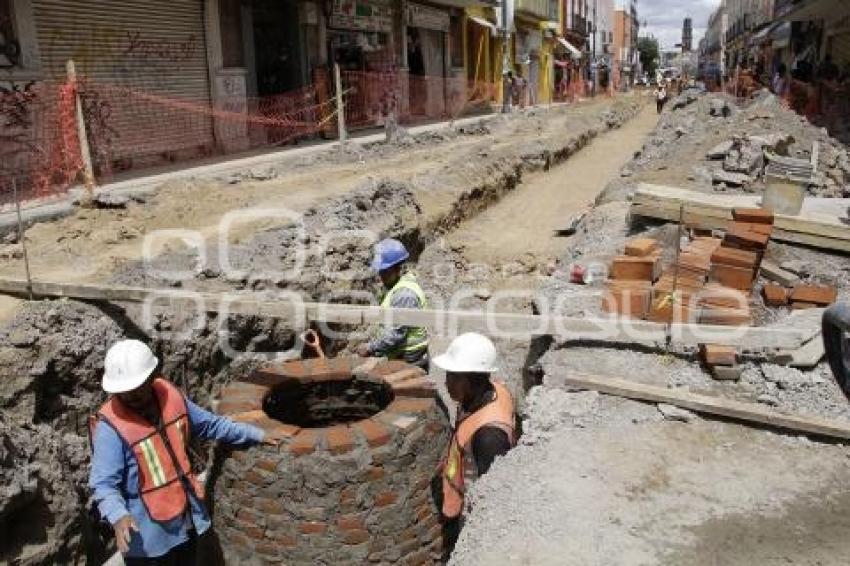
[[712, 169, 752, 187], [706, 140, 734, 160]]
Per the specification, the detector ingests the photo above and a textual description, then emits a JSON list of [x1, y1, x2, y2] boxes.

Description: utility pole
[[501, 0, 511, 113]]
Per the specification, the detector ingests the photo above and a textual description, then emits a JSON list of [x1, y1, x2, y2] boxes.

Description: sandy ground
[[453, 393, 850, 566], [449, 104, 659, 268], [0, 97, 622, 323]]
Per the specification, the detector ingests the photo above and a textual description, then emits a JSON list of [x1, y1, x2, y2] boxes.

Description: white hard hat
[[433, 332, 498, 373], [102, 339, 159, 393]]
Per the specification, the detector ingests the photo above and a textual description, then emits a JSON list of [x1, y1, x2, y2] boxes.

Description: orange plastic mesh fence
[[0, 80, 82, 206]]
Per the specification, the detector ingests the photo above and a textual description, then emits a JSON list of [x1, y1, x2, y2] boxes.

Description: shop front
[[406, 1, 452, 118]]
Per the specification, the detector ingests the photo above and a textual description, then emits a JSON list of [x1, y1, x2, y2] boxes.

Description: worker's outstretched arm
[[368, 288, 421, 355], [89, 421, 132, 526], [186, 398, 264, 445]]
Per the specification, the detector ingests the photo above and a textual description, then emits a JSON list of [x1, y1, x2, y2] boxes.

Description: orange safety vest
[[441, 380, 515, 519], [91, 378, 204, 523]]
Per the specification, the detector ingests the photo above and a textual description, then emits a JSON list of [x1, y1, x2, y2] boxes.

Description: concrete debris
[[712, 169, 753, 186], [709, 98, 732, 118], [0, 243, 24, 260], [706, 140, 734, 160], [657, 403, 696, 422], [756, 393, 780, 407]]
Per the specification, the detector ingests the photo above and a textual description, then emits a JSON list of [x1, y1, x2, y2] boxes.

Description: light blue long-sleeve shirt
[[89, 397, 264, 558]]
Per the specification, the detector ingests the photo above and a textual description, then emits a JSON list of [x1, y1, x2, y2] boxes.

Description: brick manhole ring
[[213, 356, 450, 564]]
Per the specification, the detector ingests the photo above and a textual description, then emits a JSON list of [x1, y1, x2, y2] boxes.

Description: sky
[[639, 0, 721, 50]]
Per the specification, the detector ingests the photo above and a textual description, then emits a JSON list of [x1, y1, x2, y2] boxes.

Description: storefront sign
[[407, 3, 450, 32], [330, 0, 394, 33]]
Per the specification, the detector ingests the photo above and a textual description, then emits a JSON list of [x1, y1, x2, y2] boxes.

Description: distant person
[[654, 83, 668, 114], [772, 64, 789, 97], [89, 340, 279, 564]]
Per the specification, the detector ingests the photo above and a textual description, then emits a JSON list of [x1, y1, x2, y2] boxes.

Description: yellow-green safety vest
[[379, 272, 429, 357]]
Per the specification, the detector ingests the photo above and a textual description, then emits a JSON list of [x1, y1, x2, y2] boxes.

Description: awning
[[749, 21, 780, 46], [556, 37, 582, 59], [469, 15, 497, 33]]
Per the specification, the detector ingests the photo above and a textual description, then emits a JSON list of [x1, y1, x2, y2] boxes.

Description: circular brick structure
[[214, 356, 450, 565]]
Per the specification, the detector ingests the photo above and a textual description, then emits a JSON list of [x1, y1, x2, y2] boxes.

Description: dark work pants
[[124, 535, 197, 566]]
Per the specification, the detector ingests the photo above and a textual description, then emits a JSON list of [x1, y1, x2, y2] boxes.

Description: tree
[[638, 36, 660, 78]]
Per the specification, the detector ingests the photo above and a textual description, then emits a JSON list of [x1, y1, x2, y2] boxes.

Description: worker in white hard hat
[[88, 339, 279, 564], [434, 333, 516, 521], [356, 238, 430, 370]]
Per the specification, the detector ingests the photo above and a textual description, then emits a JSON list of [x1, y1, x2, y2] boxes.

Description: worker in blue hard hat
[[356, 238, 430, 371]]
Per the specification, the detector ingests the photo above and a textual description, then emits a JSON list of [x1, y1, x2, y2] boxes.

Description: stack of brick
[[699, 343, 741, 381], [648, 237, 720, 323], [602, 238, 661, 318]]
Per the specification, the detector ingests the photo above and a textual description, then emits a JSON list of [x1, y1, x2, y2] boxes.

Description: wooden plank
[[760, 260, 801, 287], [632, 196, 850, 253], [634, 183, 850, 243], [0, 278, 810, 349], [564, 373, 850, 440]]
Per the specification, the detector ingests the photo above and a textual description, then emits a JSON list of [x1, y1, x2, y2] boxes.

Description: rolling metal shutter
[[32, 0, 214, 169]]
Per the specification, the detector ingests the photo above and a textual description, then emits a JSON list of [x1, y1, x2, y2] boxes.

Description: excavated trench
[[0, 99, 642, 565]]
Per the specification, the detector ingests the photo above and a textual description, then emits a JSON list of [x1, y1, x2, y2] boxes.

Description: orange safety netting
[[0, 80, 82, 205]]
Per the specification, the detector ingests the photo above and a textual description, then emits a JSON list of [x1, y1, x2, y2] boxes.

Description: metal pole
[[333, 62, 347, 142], [12, 179, 33, 301], [501, 0, 511, 113], [592, 0, 597, 96]]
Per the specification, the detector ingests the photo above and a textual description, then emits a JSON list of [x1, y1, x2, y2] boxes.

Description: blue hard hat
[[371, 238, 409, 271]]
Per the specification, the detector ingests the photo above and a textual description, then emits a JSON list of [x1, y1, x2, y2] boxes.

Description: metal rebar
[[12, 179, 34, 301]]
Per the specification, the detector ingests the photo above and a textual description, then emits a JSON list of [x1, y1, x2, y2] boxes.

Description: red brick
[[392, 377, 437, 398], [236, 522, 265, 540], [610, 255, 661, 281], [342, 529, 371, 545], [244, 469, 269, 487], [602, 282, 651, 318], [648, 296, 696, 323], [237, 507, 263, 523], [699, 305, 752, 326], [789, 284, 837, 306], [218, 400, 259, 415], [724, 223, 770, 249], [370, 360, 415, 376], [415, 504, 432, 522], [271, 533, 297, 547], [289, 429, 322, 456], [711, 246, 758, 269], [698, 284, 749, 310], [354, 419, 392, 447], [762, 283, 788, 306], [386, 398, 433, 414], [255, 541, 280, 557], [792, 301, 819, 310], [744, 222, 774, 236], [255, 458, 279, 473], [687, 236, 724, 253], [339, 486, 356, 504], [653, 274, 705, 294], [699, 344, 737, 366], [732, 207, 774, 224], [709, 263, 754, 291], [326, 425, 355, 455], [337, 515, 366, 531], [299, 521, 327, 535], [256, 498, 286, 515], [624, 237, 659, 257], [374, 491, 398, 507]]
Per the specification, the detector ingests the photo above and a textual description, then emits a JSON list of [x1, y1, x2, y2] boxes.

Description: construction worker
[[356, 238, 430, 370], [435, 332, 516, 522], [88, 339, 277, 564]]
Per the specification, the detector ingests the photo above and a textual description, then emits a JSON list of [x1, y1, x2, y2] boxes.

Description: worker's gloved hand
[[113, 514, 139, 554], [356, 344, 371, 357]]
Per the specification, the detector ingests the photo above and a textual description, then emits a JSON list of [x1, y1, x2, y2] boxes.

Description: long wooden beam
[[0, 278, 812, 350], [632, 183, 850, 252], [564, 373, 850, 441]]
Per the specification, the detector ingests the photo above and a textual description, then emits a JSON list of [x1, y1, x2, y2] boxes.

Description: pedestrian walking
[[654, 82, 668, 114]]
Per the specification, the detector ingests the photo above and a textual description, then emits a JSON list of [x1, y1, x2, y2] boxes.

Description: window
[[0, 0, 19, 68]]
